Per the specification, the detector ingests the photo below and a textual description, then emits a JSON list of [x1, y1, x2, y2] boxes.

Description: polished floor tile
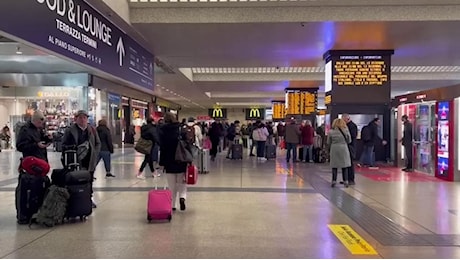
[[1, 147, 460, 258]]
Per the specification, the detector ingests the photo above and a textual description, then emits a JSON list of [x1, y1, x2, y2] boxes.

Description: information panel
[[437, 101, 450, 177], [332, 55, 390, 88], [285, 90, 317, 115], [272, 103, 286, 120]]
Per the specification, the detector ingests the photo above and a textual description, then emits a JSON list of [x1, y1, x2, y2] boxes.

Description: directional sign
[[0, 0, 154, 90]]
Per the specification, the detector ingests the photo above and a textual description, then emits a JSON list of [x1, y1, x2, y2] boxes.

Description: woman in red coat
[[301, 120, 315, 162]]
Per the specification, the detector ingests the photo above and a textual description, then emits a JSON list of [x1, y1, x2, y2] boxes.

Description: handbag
[[175, 140, 194, 163], [134, 137, 153, 155], [338, 128, 355, 159]]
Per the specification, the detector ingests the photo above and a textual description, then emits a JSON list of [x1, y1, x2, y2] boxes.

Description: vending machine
[[435, 100, 454, 181]]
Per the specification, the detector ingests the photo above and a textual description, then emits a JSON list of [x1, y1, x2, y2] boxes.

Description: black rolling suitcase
[[59, 149, 93, 220], [265, 144, 276, 159], [15, 173, 50, 224], [231, 140, 243, 160]]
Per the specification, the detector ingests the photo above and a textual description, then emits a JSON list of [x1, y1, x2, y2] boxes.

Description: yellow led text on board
[[333, 59, 388, 86], [328, 225, 378, 255]]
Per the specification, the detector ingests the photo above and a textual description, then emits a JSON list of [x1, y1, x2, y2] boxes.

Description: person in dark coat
[[16, 110, 52, 161], [137, 117, 158, 179], [159, 112, 188, 211], [343, 114, 358, 185], [96, 119, 115, 178], [400, 115, 413, 172], [208, 120, 223, 161]]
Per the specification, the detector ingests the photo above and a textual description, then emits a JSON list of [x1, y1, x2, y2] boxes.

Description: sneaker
[[343, 181, 349, 188], [92, 199, 97, 209], [331, 181, 336, 188], [180, 198, 186, 211], [339, 181, 344, 184], [260, 158, 267, 162], [137, 174, 146, 180], [106, 173, 116, 178], [369, 166, 379, 170], [349, 181, 356, 185], [249, 154, 255, 157]]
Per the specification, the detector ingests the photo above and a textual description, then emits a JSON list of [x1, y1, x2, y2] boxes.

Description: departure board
[[332, 55, 390, 87], [285, 90, 317, 115], [272, 103, 286, 119]]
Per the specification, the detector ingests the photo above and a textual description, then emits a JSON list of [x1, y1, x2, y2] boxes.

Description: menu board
[[272, 103, 286, 119], [332, 55, 390, 87], [286, 90, 317, 115], [437, 101, 450, 177]]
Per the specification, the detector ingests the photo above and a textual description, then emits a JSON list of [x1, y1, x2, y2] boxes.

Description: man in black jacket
[[400, 115, 413, 172], [361, 118, 386, 169], [342, 114, 358, 185], [16, 111, 52, 161]]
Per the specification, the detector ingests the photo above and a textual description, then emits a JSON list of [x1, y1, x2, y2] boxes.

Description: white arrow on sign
[[116, 37, 125, 67]]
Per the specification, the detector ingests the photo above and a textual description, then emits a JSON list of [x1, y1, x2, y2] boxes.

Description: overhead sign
[[285, 89, 318, 115], [0, 0, 154, 90], [245, 108, 265, 120], [208, 108, 227, 119], [272, 102, 286, 120], [331, 56, 390, 87]]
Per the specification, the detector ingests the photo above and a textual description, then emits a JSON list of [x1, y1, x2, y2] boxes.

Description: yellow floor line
[[328, 224, 378, 255]]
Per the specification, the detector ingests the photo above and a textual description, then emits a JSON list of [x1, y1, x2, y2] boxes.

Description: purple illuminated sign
[[0, 0, 154, 90], [437, 101, 450, 177]]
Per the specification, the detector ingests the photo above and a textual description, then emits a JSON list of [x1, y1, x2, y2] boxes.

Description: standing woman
[[96, 119, 115, 178], [328, 118, 352, 188], [252, 121, 269, 161], [158, 112, 188, 211]]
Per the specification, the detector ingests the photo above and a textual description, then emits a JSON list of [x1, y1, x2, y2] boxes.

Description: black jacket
[[97, 125, 114, 153], [16, 122, 52, 161], [347, 121, 358, 147], [402, 121, 413, 146], [141, 124, 158, 144], [158, 122, 187, 174], [364, 121, 380, 146]]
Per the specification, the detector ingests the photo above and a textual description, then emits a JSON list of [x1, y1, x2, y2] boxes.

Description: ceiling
[[132, 19, 460, 108]]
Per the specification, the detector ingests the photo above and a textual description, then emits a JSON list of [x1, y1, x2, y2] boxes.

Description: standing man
[[16, 111, 52, 161], [400, 115, 413, 172], [360, 118, 387, 169], [284, 118, 301, 163], [62, 110, 101, 208], [342, 114, 358, 185]]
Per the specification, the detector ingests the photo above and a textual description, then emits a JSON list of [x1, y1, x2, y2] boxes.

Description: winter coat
[[158, 122, 187, 174], [327, 128, 351, 169], [285, 123, 301, 144], [97, 125, 114, 153], [300, 125, 314, 146]]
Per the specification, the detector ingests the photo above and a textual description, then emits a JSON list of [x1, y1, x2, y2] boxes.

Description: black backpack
[[361, 126, 371, 142], [181, 125, 195, 145]]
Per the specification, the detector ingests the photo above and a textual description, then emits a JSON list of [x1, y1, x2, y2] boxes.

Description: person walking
[[208, 120, 222, 161], [158, 112, 188, 211], [96, 119, 115, 178], [137, 118, 158, 179], [328, 118, 352, 188]]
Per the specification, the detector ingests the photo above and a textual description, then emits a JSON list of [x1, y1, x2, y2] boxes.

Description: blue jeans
[[302, 145, 313, 162], [360, 145, 375, 166], [97, 151, 112, 173], [286, 143, 297, 162], [256, 141, 266, 158]]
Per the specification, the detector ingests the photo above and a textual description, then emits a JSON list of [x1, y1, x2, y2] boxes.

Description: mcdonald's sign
[[208, 108, 227, 119], [245, 108, 265, 120]]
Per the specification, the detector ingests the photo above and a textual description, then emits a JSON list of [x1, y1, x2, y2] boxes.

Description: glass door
[[413, 102, 436, 174]]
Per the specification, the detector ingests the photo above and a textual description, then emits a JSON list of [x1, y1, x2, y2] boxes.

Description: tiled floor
[[1, 147, 460, 258]]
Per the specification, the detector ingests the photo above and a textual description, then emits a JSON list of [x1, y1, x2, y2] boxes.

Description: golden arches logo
[[212, 108, 223, 118], [249, 108, 261, 118]]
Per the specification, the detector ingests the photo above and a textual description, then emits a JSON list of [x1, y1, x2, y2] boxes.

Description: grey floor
[[1, 147, 460, 258]]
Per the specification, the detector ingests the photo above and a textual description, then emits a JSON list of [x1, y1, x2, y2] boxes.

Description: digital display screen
[[332, 55, 390, 87], [272, 103, 286, 120], [437, 101, 450, 177], [286, 91, 317, 115], [245, 108, 265, 120]]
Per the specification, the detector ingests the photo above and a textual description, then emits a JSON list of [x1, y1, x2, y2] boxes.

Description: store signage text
[[0, 0, 154, 90], [37, 91, 70, 98]]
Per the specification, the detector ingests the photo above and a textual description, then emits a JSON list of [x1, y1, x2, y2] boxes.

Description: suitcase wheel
[[168, 215, 172, 222], [147, 215, 152, 223], [80, 216, 87, 221]]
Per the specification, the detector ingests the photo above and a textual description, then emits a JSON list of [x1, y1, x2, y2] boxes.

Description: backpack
[[19, 156, 51, 176], [30, 185, 70, 227], [361, 126, 371, 142], [181, 125, 195, 145]]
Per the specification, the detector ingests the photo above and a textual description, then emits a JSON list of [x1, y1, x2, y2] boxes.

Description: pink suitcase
[[147, 189, 172, 222]]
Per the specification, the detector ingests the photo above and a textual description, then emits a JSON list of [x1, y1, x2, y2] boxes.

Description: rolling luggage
[[231, 144, 243, 160], [65, 170, 92, 220], [15, 173, 50, 224], [186, 164, 198, 185], [265, 144, 276, 159], [197, 149, 210, 174], [147, 189, 172, 222]]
